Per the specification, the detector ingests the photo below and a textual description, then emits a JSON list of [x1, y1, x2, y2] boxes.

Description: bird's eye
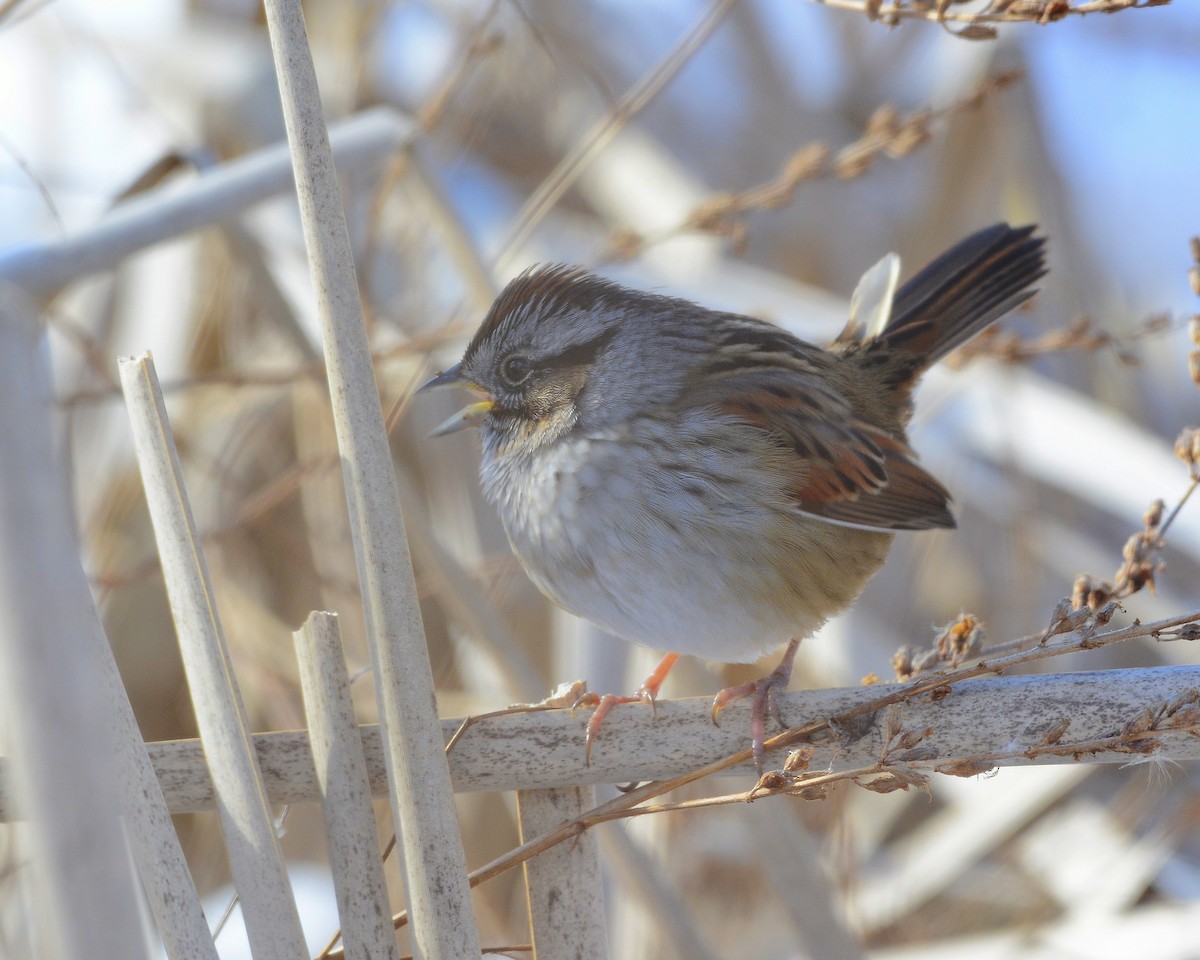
[[499, 354, 534, 389]]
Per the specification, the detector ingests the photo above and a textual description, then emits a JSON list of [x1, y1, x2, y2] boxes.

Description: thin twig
[[495, 0, 738, 268], [810, 0, 1169, 29]]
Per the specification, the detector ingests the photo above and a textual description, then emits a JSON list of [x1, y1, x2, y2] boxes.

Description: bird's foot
[[572, 652, 680, 765], [710, 638, 801, 772]]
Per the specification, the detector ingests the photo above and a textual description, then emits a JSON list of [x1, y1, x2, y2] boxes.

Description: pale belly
[[481, 421, 893, 664]]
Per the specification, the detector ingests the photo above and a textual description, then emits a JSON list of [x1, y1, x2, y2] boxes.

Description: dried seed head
[[937, 758, 997, 778], [783, 745, 814, 773], [934, 614, 985, 662], [865, 105, 899, 140], [604, 229, 644, 262], [1040, 0, 1072, 22], [886, 119, 932, 158], [1089, 584, 1115, 610], [1175, 427, 1200, 474], [1050, 596, 1072, 623], [1071, 574, 1094, 611], [1074, 574, 1117, 612], [1191, 266, 1200, 298], [891, 645, 915, 681], [1117, 560, 1158, 596], [1190, 315, 1200, 347], [1047, 602, 1092, 638], [912, 648, 942, 674], [1092, 600, 1120, 628]]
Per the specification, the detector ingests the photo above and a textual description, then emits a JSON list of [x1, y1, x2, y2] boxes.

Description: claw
[[573, 652, 682, 766], [581, 692, 643, 766], [710, 638, 802, 771], [710, 681, 755, 727]]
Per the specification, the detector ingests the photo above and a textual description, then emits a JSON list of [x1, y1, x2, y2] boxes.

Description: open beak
[[419, 362, 494, 437], [419, 363, 468, 393]]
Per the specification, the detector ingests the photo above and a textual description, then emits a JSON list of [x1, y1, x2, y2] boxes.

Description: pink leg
[[574, 652, 680, 765], [710, 638, 801, 770]]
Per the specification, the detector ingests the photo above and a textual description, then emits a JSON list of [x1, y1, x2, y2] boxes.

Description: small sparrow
[[423, 224, 1046, 767]]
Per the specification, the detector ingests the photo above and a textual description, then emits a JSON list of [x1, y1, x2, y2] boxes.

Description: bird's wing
[[683, 321, 954, 533]]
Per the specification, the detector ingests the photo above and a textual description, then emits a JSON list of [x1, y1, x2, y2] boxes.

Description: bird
[[421, 223, 1047, 768]]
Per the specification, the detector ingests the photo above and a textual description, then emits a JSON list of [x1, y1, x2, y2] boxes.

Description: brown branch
[[811, 0, 1170, 33], [946, 312, 1175, 367], [604, 69, 1023, 259]]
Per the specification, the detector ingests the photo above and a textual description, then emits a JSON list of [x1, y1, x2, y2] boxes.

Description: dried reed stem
[[13, 661, 1195, 824], [294, 612, 402, 960], [0, 291, 148, 958], [261, 1, 481, 956], [0, 108, 416, 299], [119, 352, 308, 959], [518, 787, 610, 960]]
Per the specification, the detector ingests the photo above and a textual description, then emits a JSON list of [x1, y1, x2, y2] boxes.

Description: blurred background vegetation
[[2, 0, 1199, 957]]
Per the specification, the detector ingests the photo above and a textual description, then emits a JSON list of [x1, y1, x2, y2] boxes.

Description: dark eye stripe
[[541, 327, 618, 371]]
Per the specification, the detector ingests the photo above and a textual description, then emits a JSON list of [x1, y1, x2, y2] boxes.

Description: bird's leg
[[574, 652, 680, 765], [710, 638, 801, 770]]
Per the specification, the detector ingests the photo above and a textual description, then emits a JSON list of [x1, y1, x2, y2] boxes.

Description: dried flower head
[[934, 614, 985, 662], [1175, 427, 1200, 476]]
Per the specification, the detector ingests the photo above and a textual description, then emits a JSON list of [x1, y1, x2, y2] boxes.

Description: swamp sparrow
[[423, 224, 1046, 767]]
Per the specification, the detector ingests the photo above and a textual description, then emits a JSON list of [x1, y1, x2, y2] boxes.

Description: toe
[[711, 680, 757, 727]]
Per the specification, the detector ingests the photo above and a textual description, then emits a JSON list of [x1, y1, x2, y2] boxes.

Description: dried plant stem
[[1160, 476, 1200, 539], [496, 0, 737, 268], [518, 787, 609, 960], [0, 294, 150, 958], [810, 0, 1166, 27], [120, 353, 308, 959], [303, 632, 1200, 945], [639, 71, 1021, 252], [597, 824, 722, 960], [294, 613, 401, 960], [16, 658, 1194, 826], [0, 107, 416, 299], [261, 1, 481, 957]]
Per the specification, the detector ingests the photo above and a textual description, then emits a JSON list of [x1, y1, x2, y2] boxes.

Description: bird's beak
[[420, 362, 494, 437], [429, 400, 494, 437], [418, 362, 467, 393]]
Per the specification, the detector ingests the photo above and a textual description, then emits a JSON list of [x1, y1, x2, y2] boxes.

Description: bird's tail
[[859, 223, 1047, 386]]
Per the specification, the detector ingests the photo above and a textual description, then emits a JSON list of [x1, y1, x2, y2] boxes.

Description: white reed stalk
[[293, 612, 402, 960], [12, 664, 1195, 821], [393, 466, 543, 702], [599, 824, 721, 960], [0, 292, 147, 959], [518, 787, 609, 960], [0, 107, 415, 299], [260, 2, 481, 957], [0, 298, 217, 960], [746, 801, 866, 959], [118, 353, 307, 960]]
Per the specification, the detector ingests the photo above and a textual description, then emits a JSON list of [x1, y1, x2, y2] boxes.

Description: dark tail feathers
[[867, 223, 1046, 382]]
